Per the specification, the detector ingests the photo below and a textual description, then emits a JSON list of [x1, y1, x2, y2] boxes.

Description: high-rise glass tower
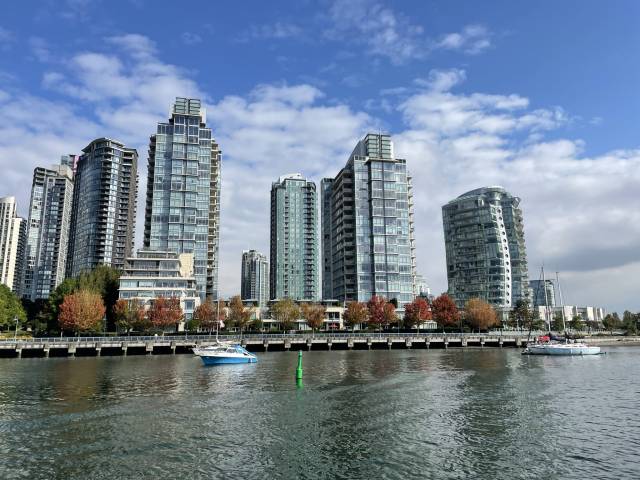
[[442, 186, 530, 309], [270, 174, 319, 301], [321, 133, 416, 309], [241, 249, 269, 307], [0, 196, 26, 294], [530, 279, 555, 307], [23, 160, 74, 300], [144, 98, 221, 300], [67, 139, 138, 278]]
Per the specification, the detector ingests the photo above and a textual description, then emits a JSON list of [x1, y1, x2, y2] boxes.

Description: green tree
[[510, 299, 537, 331], [271, 298, 300, 332], [343, 301, 368, 331], [602, 313, 620, 334], [0, 285, 27, 333], [551, 312, 565, 332], [113, 299, 146, 334], [569, 314, 584, 332], [622, 311, 638, 336]]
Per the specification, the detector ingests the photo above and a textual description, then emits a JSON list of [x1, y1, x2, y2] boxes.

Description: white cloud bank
[[0, 39, 638, 312]]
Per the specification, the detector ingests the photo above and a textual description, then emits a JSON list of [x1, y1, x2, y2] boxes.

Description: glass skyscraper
[[321, 133, 416, 309], [23, 160, 74, 300], [144, 98, 221, 300], [241, 249, 269, 307], [442, 186, 530, 309], [270, 174, 319, 301], [67, 139, 138, 278]]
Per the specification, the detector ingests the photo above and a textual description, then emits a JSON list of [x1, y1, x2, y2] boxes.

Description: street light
[[14, 316, 19, 341]]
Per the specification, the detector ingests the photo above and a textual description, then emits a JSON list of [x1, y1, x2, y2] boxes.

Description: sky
[[0, 0, 639, 313]]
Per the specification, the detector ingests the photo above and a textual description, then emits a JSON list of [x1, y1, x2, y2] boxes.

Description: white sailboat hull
[[523, 343, 601, 356]]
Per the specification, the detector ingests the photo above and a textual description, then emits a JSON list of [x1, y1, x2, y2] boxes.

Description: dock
[[0, 332, 542, 358]]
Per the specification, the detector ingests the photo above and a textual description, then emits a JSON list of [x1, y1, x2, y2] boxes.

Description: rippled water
[[0, 348, 638, 479]]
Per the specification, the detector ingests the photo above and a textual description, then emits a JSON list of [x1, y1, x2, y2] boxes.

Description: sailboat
[[522, 269, 601, 356]]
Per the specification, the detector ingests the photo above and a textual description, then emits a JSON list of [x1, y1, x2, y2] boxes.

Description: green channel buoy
[[296, 350, 303, 380]]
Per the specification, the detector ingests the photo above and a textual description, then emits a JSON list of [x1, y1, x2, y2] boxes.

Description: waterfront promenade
[[0, 332, 548, 358], [2, 332, 636, 358]]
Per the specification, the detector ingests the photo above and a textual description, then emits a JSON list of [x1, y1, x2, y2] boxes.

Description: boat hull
[[523, 344, 601, 356], [200, 356, 257, 365]]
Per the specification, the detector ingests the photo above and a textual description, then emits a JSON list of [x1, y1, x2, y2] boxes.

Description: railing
[[0, 331, 549, 344]]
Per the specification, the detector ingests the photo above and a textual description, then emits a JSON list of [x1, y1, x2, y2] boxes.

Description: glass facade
[[23, 161, 74, 300], [270, 174, 319, 301], [67, 139, 138, 278], [322, 134, 417, 309], [143, 98, 221, 300], [530, 279, 556, 308], [241, 249, 269, 307], [442, 186, 530, 309]]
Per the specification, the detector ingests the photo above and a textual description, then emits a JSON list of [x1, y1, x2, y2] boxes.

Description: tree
[[48, 278, 79, 330], [0, 285, 27, 332], [509, 299, 537, 331], [148, 297, 183, 333], [551, 312, 565, 332], [622, 311, 638, 336], [464, 298, 498, 332], [383, 302, 398, 328], [271, 298, 300, 332], [367, 295, 388, 331], [403, 297, 432, 330], [77, 265, 121, 330], [343, 301, 368, 331], [113, 299, 146, 333], [431, 294, 460, 332], [569, 314, 584, 332], [193, 298, 219, 333], [602, 313, 620, 334], [301, 303, 326, 333], [58, 290, 106, 334], [227, 296, 251, 334]]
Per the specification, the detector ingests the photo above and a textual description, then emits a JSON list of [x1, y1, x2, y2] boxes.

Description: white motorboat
[[193, 343, 257, 365]]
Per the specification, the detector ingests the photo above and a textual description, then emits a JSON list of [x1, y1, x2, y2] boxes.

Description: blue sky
[[1, 0, 639, 311]]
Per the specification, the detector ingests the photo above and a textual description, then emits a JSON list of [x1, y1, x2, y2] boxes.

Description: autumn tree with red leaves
[[301, 303, 326, 333], [59, 290, 106, 334], [148, 297, 183, 333], [367, 295, 389, 331], [432, 294, 460, 332], [403, 297, 432, 330]]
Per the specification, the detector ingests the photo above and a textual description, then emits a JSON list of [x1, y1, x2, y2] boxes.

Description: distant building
[[530, 279, 556, 307], [321, 133, 417, 309], [67, 139, 138, 277], [144, 98, 221, 300], [22, 160, 74, 300], [414, 274, 431, 298], [536, 305, 605, 325], [0, 196, 26, 294], [270, 173, 319, 301], [241, 249, 269, 307], [442, 186, 530, 309], [118, 250, 200, 321]]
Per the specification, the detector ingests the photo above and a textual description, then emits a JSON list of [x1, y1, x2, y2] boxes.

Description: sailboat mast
[[542, 266, 551, 332], [556, 271, 566, 332]]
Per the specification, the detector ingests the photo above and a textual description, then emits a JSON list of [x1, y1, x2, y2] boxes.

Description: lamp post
[[14, 316, 19, 341]]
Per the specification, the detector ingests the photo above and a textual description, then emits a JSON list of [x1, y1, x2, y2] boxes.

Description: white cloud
[[181, 32, 203, 45], [437, 24, 492, 54], [237, 22, 302, 42]]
